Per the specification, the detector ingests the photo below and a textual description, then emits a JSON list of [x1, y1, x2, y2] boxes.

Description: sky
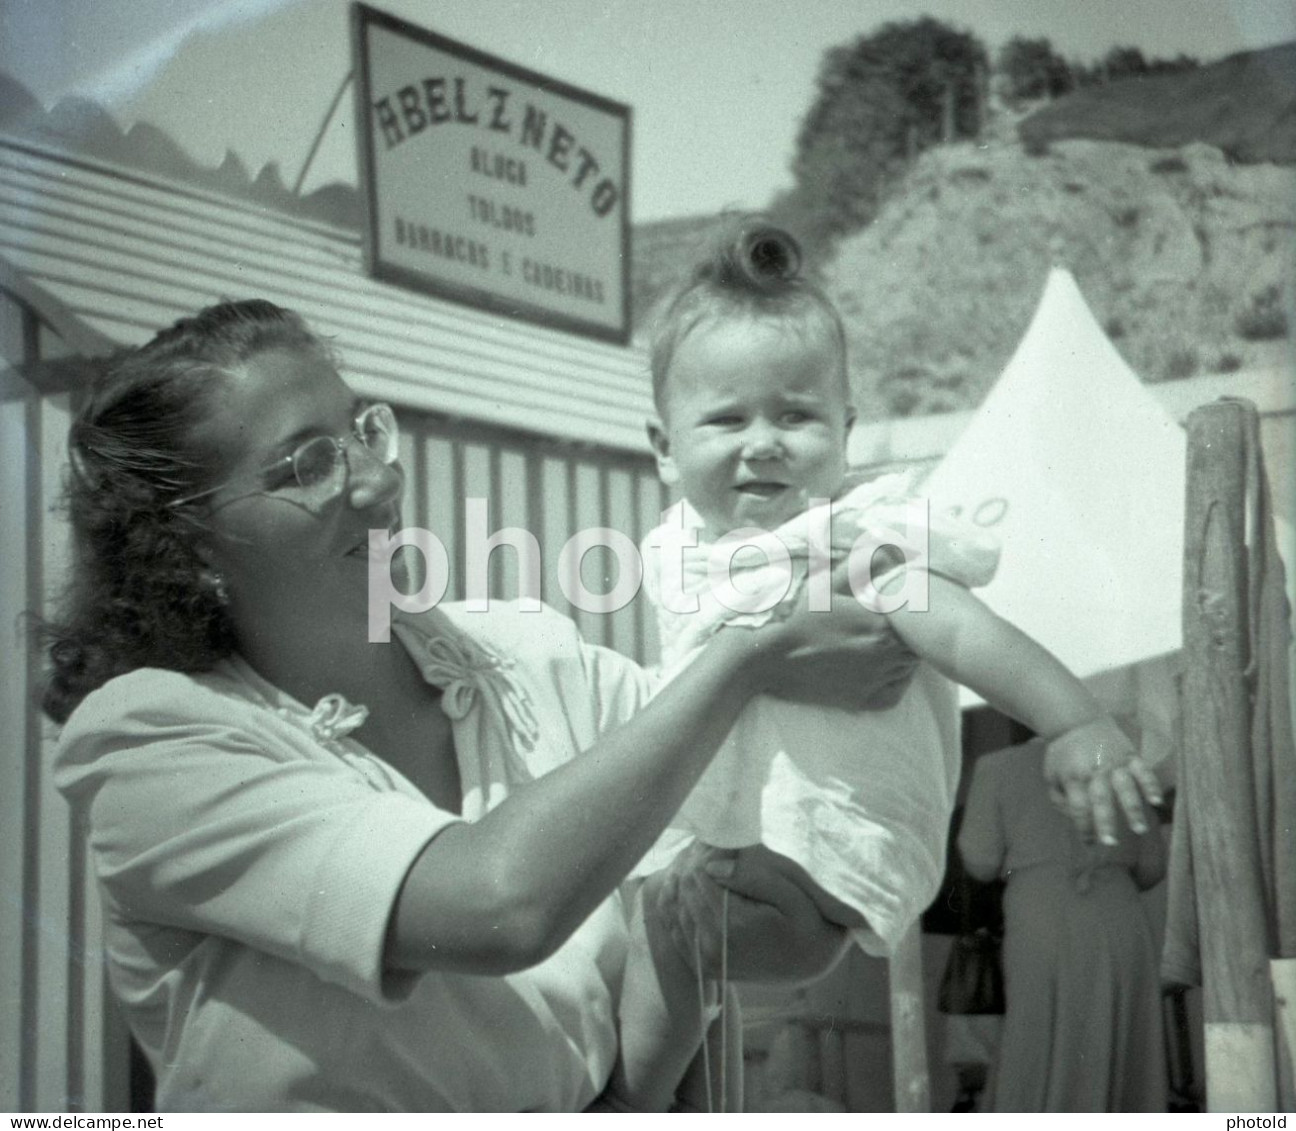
[[2, 0, 1293, 221]]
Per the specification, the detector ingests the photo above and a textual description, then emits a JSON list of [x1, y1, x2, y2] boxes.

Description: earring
[[201, 569, 230, 606]]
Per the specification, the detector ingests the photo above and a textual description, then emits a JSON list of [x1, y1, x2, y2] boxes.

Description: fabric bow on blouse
[[307, 693, 371, 743], [391, 610, 542, 818]]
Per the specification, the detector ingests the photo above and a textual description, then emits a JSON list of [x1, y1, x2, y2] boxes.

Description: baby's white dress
[[639, 473, 1000, 955]]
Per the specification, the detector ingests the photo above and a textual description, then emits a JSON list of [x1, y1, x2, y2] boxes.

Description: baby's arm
[[890, 574, 1102, 737], [888, 574, 1161, 841]]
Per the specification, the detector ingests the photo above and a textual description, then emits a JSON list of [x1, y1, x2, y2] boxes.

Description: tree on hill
[[1146, 53, 1201, 75], [1070, 46, 1199, 88], [771, 17, 989, 263], [1103, 46, 1151, 81], [998, 36, 1073, 100]]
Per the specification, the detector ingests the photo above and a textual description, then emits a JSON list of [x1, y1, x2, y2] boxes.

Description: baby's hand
[[1043, 716, 1163, 846]]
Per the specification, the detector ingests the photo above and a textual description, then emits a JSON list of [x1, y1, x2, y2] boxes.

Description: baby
[[635, 216, 1150, 956]]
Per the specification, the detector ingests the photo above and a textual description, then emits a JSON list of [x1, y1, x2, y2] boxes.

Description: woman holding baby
[[43, 225, 1156, 1112]]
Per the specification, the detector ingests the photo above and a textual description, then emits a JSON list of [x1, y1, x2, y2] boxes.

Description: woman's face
[[194, 346, 405, 647]]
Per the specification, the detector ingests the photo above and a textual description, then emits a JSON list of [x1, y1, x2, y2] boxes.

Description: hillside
[[1018, 41, 1296, 163], [825, 133, 1295, 420], [635, 44, 1296, 422], [637, 131, 1295, 422]]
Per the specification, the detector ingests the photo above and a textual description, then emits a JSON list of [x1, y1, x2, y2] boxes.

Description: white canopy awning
[[919, 268, 1187, 695]]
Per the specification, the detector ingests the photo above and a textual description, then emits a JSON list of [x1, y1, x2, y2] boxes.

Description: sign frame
[[351, 3, 633, 345]]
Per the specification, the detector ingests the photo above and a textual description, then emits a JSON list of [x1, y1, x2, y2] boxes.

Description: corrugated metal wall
[[0, 135, 656, 453], [397, 411, 668, 658], [1, 291, 129, 1112]]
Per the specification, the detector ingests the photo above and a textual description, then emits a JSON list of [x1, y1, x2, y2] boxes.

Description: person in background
[[927, 801, 1006, 1113], [958, 733, 1169, 1112]]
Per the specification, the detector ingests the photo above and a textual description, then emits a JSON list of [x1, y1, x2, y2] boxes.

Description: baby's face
[[649, 316, 854, 538]]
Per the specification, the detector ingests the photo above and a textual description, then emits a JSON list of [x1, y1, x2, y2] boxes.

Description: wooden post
[[1182, 400, 1277, 1111], [889, 920, 930, 1111], [1275, 958, 1296, 1106], [817, 1026, 847, 1104]]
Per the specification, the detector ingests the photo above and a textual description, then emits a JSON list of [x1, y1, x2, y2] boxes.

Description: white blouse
[[56, 602, 655, 1112]]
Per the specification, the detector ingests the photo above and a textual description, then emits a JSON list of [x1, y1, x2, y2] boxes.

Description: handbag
[[936, 926, 1005, 1015]]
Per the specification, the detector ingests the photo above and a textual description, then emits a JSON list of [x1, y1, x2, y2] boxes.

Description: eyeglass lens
[[291, 404, 397, 489]]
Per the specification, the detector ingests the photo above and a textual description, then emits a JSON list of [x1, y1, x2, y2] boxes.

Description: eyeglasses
[[171, 402, 399, 508]]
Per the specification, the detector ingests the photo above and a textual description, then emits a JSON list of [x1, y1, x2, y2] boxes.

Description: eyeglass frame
[[168, 401, 400, 509]]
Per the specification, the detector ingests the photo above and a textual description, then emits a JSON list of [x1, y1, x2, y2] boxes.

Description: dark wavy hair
[[648, 214, 849, 414], [42, 299, 333, 723]]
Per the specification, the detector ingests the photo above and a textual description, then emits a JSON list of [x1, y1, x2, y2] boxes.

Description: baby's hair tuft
[[720, 224, 804, 292], [649, 213, 846, 413]]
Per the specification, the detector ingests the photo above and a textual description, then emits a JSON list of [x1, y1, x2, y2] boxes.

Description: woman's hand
[[744, 560, 920, 712], [1043, 716, 1163, 845], [640, 841, 851, 984]]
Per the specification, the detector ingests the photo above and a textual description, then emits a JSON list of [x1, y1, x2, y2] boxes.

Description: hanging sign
[[352, 3, 632, 343]]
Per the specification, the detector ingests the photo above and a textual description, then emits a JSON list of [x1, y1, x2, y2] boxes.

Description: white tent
[[918, 268, 1187, 710]]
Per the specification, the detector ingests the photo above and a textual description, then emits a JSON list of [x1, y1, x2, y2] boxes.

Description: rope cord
[[690, 885, 734, 1112], [691, 928, 715, 1113], [719, 886, 730, 1113]]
